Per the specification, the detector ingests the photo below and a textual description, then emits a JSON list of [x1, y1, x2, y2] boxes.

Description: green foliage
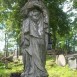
[[73, 0, 77, 8], [0, 0, 70, 49], [45, 0, 70, 48], [0, 61, 23, 77], [46, 55, 77, 77], [1, 55, 77, 77]]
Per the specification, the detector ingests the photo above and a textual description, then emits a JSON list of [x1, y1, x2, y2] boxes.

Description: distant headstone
[[13, 49, 18, 59], [68, 57, 76, 69], [56, 54, 66, 66]]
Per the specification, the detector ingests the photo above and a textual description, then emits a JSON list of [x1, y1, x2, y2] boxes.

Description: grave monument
[[21, 0, 49, 77]]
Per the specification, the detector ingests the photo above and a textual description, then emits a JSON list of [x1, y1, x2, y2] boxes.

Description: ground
[[0, 55, 77, 77]]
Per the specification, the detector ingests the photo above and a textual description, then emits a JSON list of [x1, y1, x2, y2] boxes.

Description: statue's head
[[28, 9, 42, 21]]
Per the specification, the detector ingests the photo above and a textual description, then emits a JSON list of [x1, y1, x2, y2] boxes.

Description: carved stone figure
[[21, 0, 49, 77]]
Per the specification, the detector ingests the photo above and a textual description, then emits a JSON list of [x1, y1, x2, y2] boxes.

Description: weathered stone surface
[[68, 57, 76, 69], [21, 0, 49, 77], [56, 54, 66, 66]]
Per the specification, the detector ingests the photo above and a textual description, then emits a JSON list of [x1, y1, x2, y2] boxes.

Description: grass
[[0, 55, 77, 77], [46, 55, 77, 77], [0, 61, 23, 77]]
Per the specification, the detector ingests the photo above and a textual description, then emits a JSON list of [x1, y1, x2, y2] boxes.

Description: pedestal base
[[21, 72, 48, 77]]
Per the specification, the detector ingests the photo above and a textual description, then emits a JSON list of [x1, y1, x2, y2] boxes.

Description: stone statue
[[21, 0, 49, 77]]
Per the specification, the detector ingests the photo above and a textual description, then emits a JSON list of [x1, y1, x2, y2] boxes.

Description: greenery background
[[0, 55, 77, 77], [0, 0, 77, 77]]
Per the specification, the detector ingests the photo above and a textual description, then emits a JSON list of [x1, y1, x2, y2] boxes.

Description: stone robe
[[21, 1, 49, 77]]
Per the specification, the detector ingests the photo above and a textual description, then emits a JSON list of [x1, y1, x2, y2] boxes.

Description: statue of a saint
[[21, 0, 49, 77]]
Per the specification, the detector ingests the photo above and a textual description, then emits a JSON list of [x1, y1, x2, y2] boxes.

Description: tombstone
[[68, 57, 77, 70], [13, 50, 18, 63], [56, 54, 66, 66], [74, 54, 77, 63], [13, 49, 18, 59], [21, 0, 49, 77]]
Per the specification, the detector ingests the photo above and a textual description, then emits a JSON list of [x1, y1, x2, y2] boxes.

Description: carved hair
[[21, 0, 45, 16]]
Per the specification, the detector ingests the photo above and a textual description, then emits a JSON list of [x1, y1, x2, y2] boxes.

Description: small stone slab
[[56, 54, 66, 66], [68, 57, 77, 69]]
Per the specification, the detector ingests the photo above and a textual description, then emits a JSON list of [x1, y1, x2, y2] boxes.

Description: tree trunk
[[5, 33, 8, 68]]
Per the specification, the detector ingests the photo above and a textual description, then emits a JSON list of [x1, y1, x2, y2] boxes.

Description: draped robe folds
[[21, 2, 49, 77]]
